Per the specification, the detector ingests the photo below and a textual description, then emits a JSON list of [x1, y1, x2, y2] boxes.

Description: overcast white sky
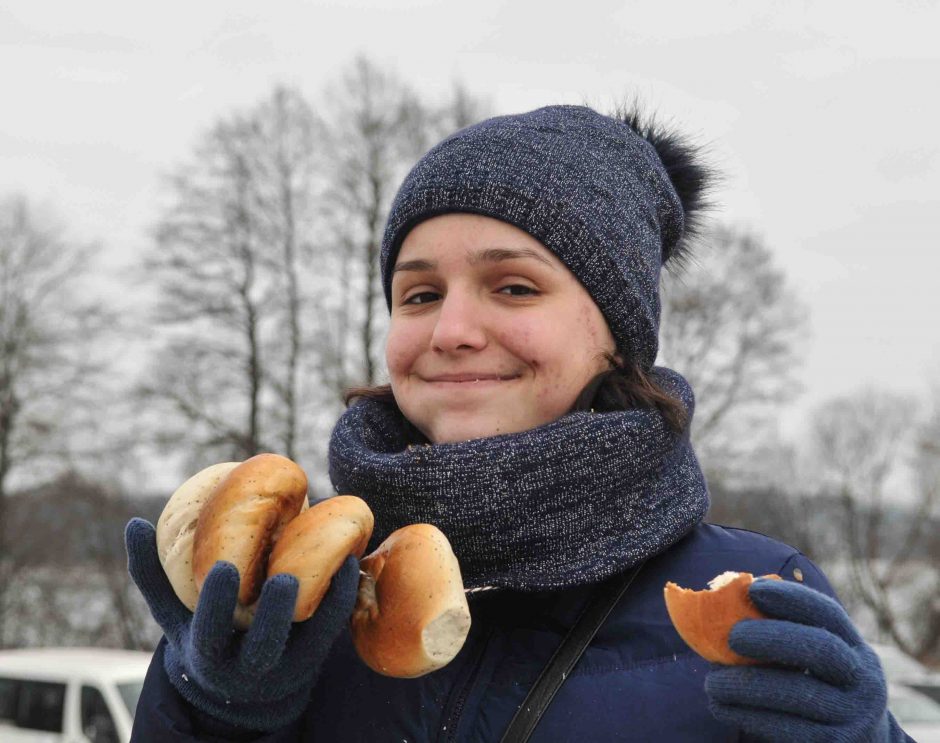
[[2, 0, 939, 444]]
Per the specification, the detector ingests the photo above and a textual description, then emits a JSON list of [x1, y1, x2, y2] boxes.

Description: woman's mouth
[[423, 373, 520, 385]]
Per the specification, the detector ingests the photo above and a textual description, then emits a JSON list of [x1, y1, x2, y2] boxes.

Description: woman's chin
[[424, 417, 534, 444]]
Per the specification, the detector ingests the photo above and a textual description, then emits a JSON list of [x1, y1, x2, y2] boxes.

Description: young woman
[[126, 104, 912, 742]]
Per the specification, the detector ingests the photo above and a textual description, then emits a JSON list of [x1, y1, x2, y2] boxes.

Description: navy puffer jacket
[[132, 523, 839, 742]]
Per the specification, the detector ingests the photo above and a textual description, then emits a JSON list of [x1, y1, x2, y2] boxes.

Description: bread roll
[[156, 462, 241, 612], [663, 571, 781, 665], [351, 524, 471, 678], [157, 456, 471, 676], [267, 495, 374, 622], [192, 453, 308, 615]]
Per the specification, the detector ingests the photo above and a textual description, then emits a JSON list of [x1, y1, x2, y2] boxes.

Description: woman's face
[[386, 213, 617, 444]]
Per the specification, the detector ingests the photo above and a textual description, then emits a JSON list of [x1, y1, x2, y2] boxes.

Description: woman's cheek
[[386, 322, 422, 375], [493, 321, 535, 358]]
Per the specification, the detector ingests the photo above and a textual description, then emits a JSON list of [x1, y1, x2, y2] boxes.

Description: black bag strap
[[499, 562, 646, 743]]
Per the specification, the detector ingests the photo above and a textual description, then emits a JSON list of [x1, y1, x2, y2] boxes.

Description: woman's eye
[[403, 291, 440, 305], [498, 284, 538, 297]]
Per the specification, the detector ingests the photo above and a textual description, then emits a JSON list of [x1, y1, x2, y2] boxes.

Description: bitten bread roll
[[193, 453, 308, 615], [156, 461, 241, 612], [267, 495, 375, 622], [663, 571, 781, 665], [157, 456, 471, 676], [351, 524, 471, 678]]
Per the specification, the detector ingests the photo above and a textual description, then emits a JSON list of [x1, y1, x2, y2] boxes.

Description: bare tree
[[0, 194, 113, 646], [659, 226, 809, 483], [810, 388, 940, 664], [242, 87, 322, 460], [150, 114, 270, 461], [137, 88, 322, 471]]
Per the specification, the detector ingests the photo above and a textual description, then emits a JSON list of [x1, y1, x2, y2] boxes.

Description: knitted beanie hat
[[380, 104, 711, 369]]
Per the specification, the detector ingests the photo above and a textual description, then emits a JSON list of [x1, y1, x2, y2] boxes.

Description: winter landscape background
[[0, 2, 937, 666]]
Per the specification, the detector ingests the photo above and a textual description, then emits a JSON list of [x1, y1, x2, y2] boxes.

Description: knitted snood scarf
[[328, 367, 709, 591]]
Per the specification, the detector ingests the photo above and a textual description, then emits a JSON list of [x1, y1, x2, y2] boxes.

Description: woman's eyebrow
[[468, 247, 556, 269], [392, 247, 556, 275]]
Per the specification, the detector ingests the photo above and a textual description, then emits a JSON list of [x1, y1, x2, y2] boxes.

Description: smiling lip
[[424, 374, 519, 383]]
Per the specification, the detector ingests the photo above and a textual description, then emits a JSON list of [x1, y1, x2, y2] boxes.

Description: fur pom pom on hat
[[380, 104, 713, 369]]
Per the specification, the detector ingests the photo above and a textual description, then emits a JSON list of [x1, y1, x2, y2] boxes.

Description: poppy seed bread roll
[[192, 453, 308, 612], [351, 523, 471, 678]]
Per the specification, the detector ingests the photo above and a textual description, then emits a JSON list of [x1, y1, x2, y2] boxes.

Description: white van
[[0, 648, 151, 743]]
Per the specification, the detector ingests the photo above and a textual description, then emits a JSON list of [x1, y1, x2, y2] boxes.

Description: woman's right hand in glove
[[125, 517, 359, 732]]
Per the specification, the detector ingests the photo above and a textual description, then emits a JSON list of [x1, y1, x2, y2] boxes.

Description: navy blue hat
[[380, 104, 711, 369]]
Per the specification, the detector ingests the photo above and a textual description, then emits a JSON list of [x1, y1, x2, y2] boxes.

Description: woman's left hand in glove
[[704, 578, 912, 742]]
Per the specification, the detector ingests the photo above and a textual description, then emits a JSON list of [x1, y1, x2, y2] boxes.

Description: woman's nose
[[430, 291, 487, 353]]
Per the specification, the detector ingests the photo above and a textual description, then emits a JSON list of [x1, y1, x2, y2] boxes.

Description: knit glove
[[125, 517, 358, 732], [705, 578, 911, 742]]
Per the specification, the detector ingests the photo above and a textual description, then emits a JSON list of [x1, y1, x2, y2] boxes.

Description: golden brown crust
[[351, 523, 471, 678], [161, 455, 469, 676], [663, 571, 781, 665], [192, 453, 308, 608], [267, 495, 374, 622]]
